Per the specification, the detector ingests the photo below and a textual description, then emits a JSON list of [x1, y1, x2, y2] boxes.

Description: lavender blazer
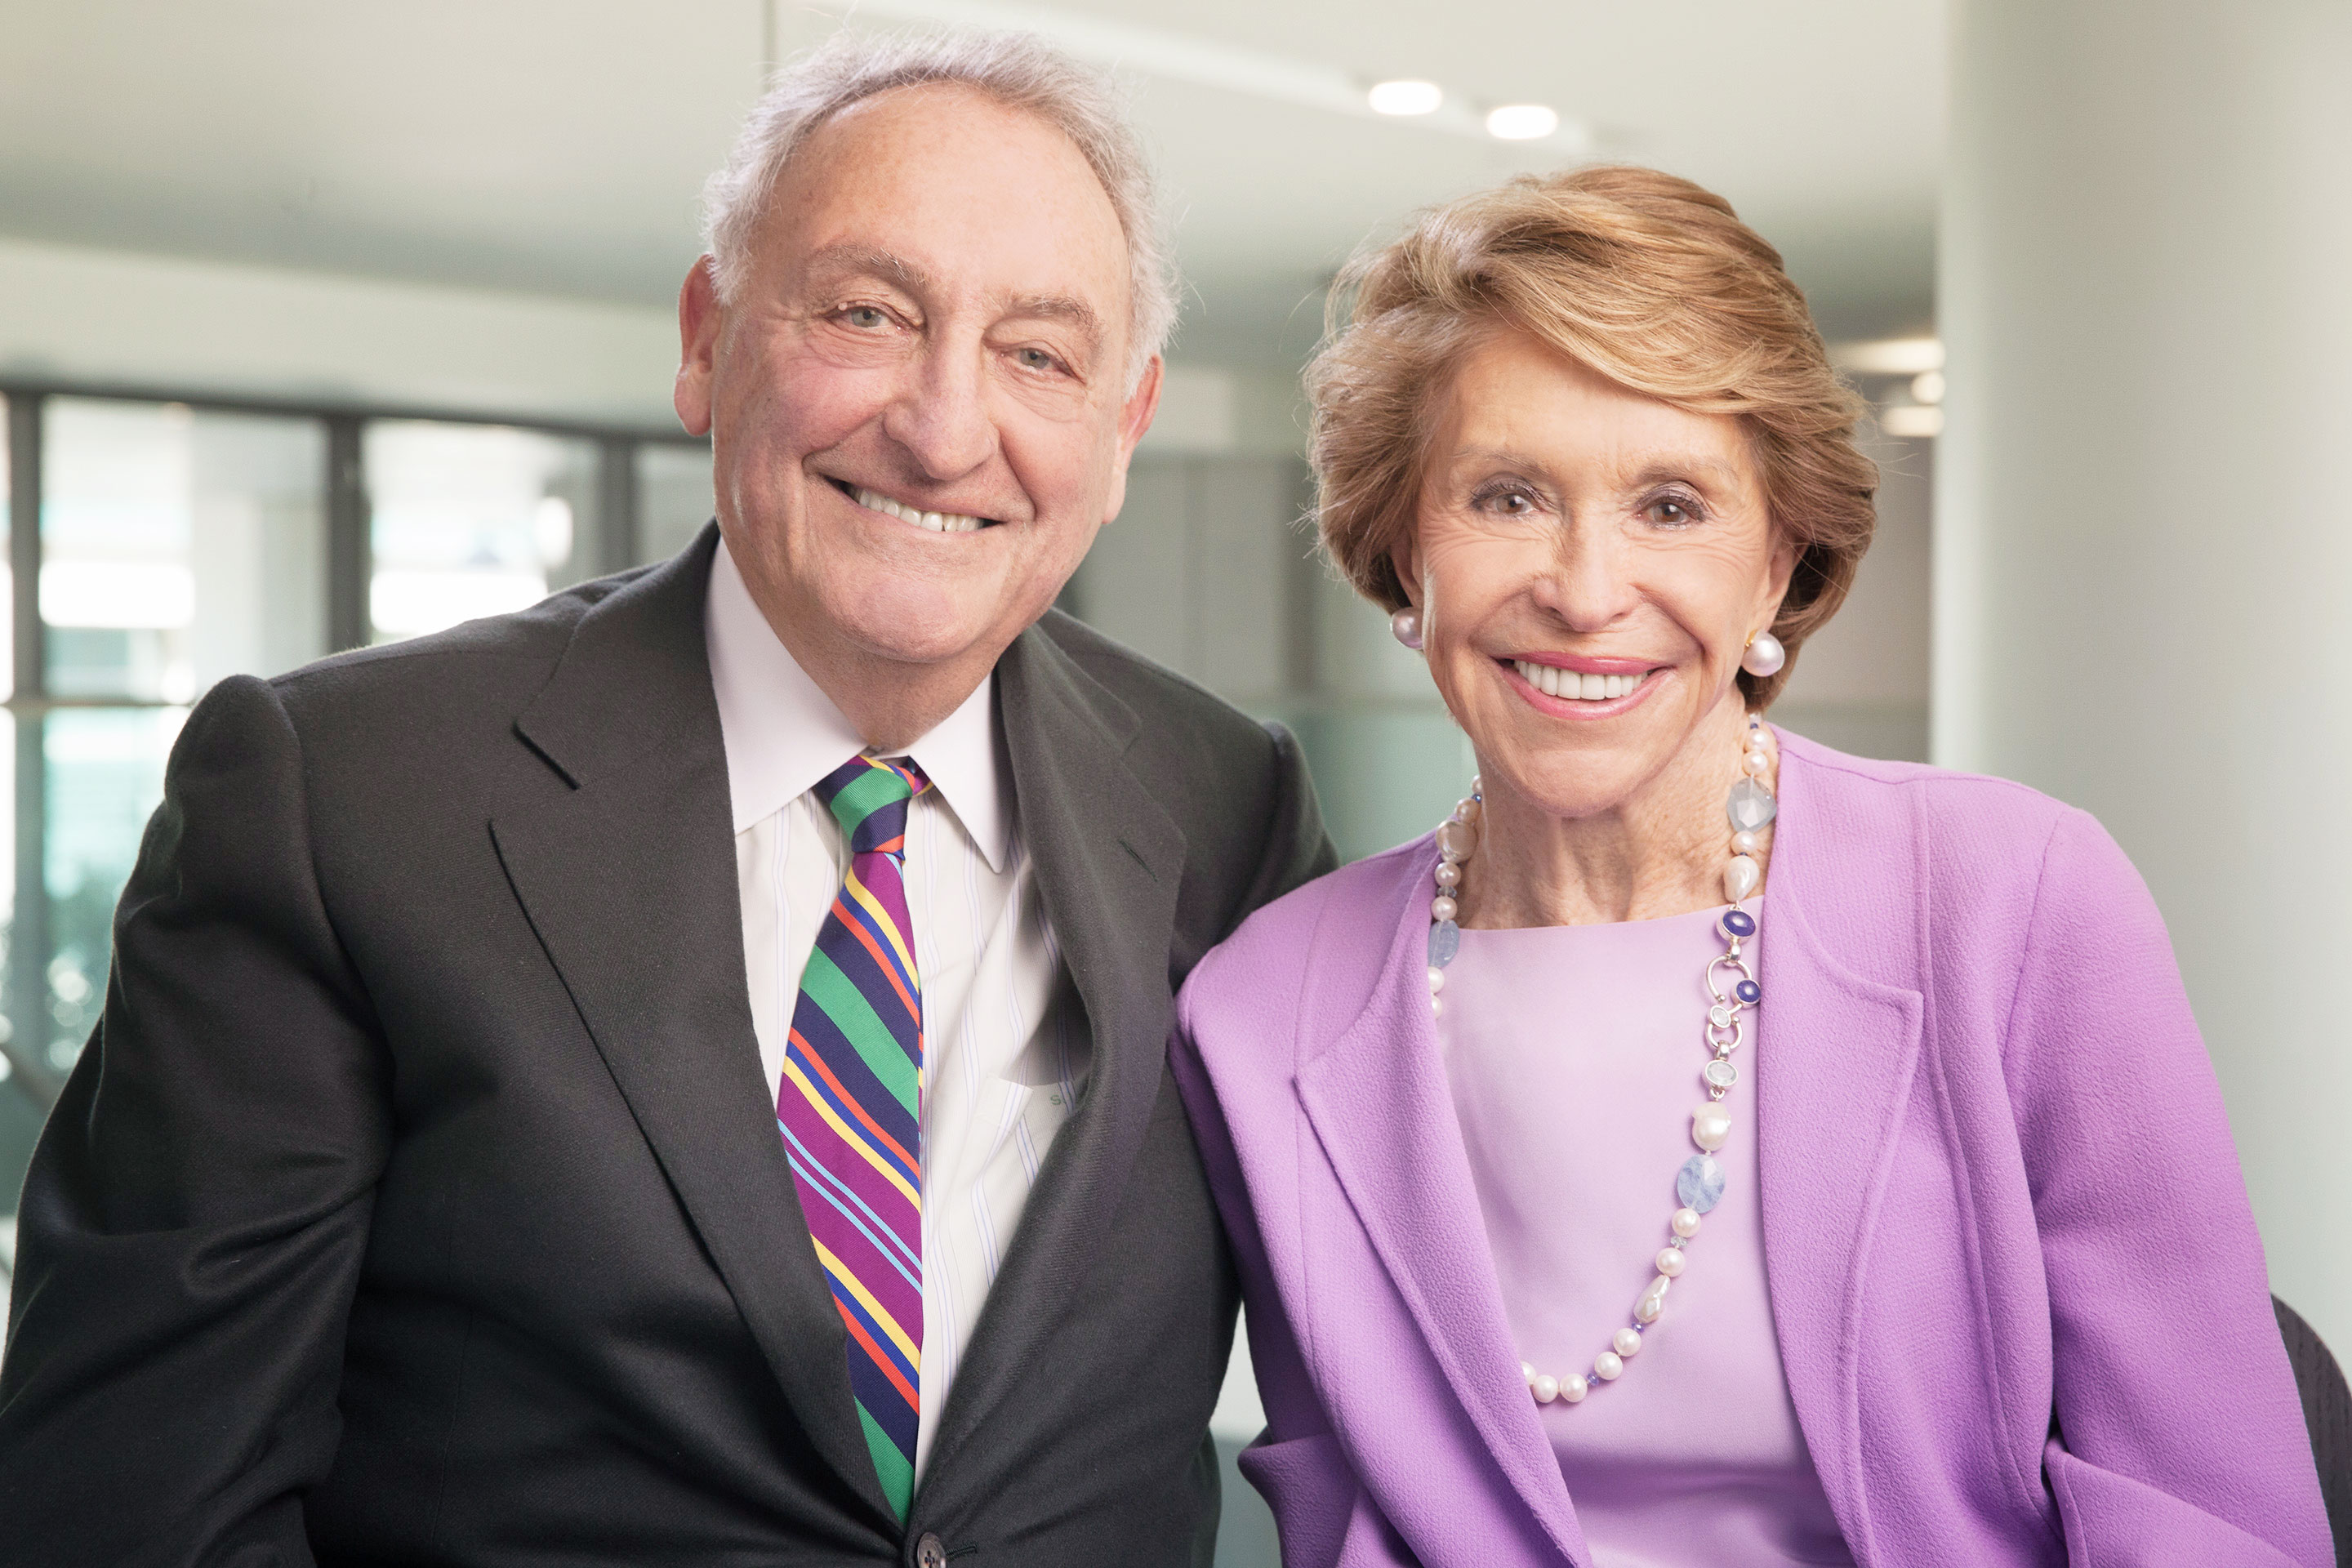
[[1171, 733, 2331, 1567]]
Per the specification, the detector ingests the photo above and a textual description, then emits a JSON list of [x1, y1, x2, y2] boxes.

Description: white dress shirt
[[706, 537, 1083, 1481]]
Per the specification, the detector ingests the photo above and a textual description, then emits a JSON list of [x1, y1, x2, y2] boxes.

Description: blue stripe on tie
[[781, 1130, 924, 1290]]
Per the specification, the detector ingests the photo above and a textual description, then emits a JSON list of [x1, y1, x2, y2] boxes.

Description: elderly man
[[0, 30, 1331, 1566]]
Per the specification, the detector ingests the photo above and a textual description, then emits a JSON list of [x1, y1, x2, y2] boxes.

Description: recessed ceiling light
[[1367, 79, 1443, 116], [1485, 104, 1560, 140]]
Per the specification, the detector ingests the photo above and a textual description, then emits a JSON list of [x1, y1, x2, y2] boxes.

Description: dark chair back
[[2276, 1296, 2352, 1566]]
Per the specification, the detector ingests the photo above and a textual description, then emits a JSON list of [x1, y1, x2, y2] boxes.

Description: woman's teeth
[[853, 485, 984, 534], [1512, 661, 1649, 702]]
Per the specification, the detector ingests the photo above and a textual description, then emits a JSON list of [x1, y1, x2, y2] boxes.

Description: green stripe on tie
[[859, 1401, 915, 1520], [829, 765, 911, 834], [800, 949, 919, 1116]]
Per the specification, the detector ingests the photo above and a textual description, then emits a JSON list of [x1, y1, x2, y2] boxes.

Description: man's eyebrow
[[798, 244, 933, 293], [1001, 295, 1104, 345]]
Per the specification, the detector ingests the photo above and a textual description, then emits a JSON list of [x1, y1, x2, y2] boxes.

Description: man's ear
[[1099, 356, 1165, 526], [675, 256, 723, 437]]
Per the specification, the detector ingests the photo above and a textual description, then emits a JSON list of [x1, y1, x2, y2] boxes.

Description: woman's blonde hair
[[1307, 164, 1876, 706]]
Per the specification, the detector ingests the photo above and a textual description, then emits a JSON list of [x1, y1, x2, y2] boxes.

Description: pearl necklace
[[1424, 715, 1777, 1406]]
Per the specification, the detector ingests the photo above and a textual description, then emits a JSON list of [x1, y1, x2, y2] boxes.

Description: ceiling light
[[1910, 370, 1946, 405], [1485, 104, 1560, 140], [1832, 337, 1944, 376], [1367, 80, 1443, 116], [1882, 405, 1944, 439]]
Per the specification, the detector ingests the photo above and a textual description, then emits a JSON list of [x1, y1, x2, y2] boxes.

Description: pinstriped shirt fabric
[[707, 538, 1080, 1486]]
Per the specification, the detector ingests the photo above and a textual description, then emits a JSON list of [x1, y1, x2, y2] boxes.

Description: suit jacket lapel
[[918, 621, 1185, 1490], [1754, 739, 1926, 1549], [490, 527, 897, 1528], [1295, 847, 1584, 1566]]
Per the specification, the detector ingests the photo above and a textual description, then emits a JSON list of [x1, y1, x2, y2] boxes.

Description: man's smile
[[827, 475, 1002, 533]]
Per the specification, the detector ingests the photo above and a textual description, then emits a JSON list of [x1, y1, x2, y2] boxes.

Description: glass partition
[[41, 399, 328, 701], [637, 439, 715, 566], [365, 421, 599, 640]]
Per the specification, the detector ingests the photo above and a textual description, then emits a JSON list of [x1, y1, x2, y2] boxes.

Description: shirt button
[[915, 1533, 949, 1568]]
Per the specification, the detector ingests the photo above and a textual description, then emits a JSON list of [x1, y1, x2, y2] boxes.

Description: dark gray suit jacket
[[0, 526, 1334, 1566]]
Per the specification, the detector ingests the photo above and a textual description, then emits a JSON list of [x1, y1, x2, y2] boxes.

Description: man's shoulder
[[1028, 608, 1267, 736], [1026, 608, 1287, 783], [269, 566, 654, 728]]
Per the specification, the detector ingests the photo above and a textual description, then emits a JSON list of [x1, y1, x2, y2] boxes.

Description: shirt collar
[[705, 534, 1010, 871]]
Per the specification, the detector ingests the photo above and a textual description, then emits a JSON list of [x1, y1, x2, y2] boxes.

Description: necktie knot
[[815, 755, 931, 856]]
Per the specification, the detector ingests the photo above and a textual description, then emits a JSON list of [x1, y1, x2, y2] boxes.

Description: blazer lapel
[[490, 527, 897, 1528], [1295, 846, 1584, 1567], [918, 621, 1187, 1483], [1754, 738, 1927, 1550]]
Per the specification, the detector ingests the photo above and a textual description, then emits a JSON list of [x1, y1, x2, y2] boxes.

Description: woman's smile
[[1501, 655, 1668, 719]]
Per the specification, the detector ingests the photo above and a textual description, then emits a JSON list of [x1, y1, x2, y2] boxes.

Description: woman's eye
[[1480, 488, 1537, 515], [1647, 496, 1699, 526]]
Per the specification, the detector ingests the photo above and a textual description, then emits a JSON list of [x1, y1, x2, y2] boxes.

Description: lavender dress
[[1439, 899, 1854, 1565]]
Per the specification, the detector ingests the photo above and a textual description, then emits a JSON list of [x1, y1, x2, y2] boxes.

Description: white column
[[1938, 1, 2352, 1348]]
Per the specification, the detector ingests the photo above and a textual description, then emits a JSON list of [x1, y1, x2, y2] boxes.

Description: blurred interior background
[[0, 2, 2344, 1558]]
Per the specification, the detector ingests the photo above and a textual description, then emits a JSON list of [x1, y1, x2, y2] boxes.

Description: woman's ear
[[1389, 533, 1425, 608], [1757, 532, 1798, 627]]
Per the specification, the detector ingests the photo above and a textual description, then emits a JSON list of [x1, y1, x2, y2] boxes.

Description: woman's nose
[[1534, 527, 1641, 632], [880, 342, 999, 482]]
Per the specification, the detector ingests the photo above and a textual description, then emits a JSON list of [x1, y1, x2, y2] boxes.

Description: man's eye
[[844, 305, 889, 329], [1017, 347, 1058, 372]]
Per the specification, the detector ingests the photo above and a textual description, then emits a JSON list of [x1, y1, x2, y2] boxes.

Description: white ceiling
[[0, 0, 1942, 371]]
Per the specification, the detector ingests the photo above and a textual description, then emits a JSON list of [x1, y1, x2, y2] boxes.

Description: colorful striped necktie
[[777, 754, 930, 1520]]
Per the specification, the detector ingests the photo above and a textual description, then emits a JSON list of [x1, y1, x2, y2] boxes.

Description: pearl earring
[[1392, 608, 1424, 650], [1740, 630, 1785, 678]]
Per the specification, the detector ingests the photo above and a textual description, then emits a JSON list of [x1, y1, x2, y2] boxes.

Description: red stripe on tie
[[790, 1026, 919, 1176], [836, 1298, 920, 1408]]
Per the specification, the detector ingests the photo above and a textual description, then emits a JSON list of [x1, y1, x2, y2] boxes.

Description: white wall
[[1940, 0, 2352, 1348], [1774, 430, 1934, 763]]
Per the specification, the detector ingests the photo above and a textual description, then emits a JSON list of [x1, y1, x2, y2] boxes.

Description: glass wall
[[366, 421, 602, 640], [638, 439, 715, 564], [0, 385, 706, 1279]]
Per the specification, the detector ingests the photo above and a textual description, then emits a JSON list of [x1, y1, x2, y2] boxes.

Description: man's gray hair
[[702, 28, 1177, 390]]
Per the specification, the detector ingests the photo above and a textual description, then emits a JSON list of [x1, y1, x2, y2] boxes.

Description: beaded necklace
[[1424, 715, 1777, 1405]]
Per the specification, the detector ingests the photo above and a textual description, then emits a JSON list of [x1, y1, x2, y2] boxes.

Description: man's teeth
[[1513, 661, 1649, 702], [853, 486, 984, 534]]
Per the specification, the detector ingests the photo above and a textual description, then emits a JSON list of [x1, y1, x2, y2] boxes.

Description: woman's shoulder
[[1777, 726, 2110, 873], [1774, 728, 2153, 967]]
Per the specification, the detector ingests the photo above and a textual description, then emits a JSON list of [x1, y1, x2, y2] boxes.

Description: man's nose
[[879, 341, 998, 482]]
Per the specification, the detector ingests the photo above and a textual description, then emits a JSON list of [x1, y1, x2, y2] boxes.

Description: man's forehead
[[764, 87, 1129, 295]]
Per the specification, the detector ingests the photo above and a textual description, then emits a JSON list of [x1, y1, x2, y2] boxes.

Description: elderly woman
[[1169, 167, 2330, 1567]]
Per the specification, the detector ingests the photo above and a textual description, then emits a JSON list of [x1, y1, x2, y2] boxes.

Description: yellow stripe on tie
[[815, 1240, 922, 1367], [844, 873, 920, 987], [782, 1058, 920, 1207]]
